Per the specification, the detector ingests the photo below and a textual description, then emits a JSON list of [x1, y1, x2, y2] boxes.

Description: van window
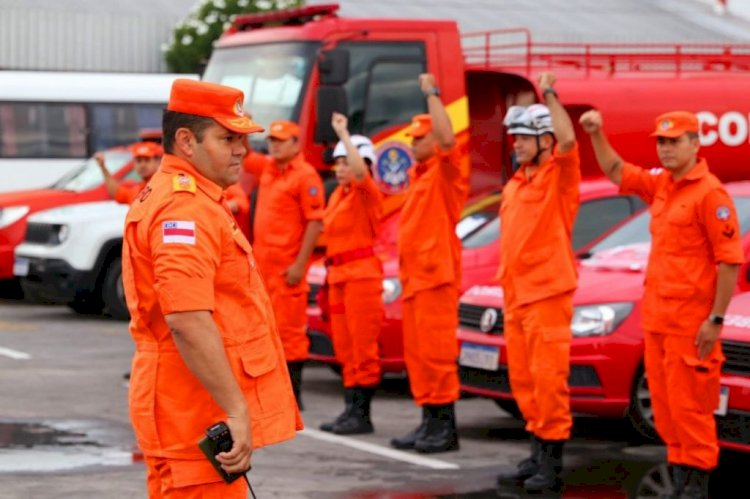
[[89, 104, 164, 151], [338, 42, 426, 135], [0, 102, 86, 158]]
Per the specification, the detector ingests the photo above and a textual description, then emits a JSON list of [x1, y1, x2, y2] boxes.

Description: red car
[[0, 148, 136, 281], [717, 291, 750, 453], [307, 179, 645, 374], [457, 182, 750, 440]]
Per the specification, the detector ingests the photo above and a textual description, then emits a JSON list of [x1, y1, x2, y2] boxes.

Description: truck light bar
[[228, 3, 339, 34]]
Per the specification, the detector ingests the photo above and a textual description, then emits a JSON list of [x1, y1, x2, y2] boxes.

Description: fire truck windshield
[[203, 42, 319, 149]]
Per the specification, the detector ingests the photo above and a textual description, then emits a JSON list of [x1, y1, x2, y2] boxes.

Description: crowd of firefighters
[[94, 71, 741, 499]]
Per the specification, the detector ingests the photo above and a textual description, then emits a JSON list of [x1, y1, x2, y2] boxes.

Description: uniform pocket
[[129, 353, 160, 451], [238, 337, 278, 377], [656, 281, 695, 299], [681, 353, 724, 414]]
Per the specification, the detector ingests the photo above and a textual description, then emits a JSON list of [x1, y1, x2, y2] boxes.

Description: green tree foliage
[[164, 0, 304, 74]]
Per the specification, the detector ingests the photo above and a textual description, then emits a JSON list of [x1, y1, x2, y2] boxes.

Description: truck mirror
[[315, 86, 349, 143], [319, 49, 350, 85]]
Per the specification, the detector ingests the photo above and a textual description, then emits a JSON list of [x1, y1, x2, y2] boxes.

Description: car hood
[[0, 189, 81, 209], [580, 242, 651, 272], [27, 201, 128, 225], [723, 292, 750, 342]]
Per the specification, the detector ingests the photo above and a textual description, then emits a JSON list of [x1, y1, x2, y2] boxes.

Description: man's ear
[[541, 133, 555, 150], [174, 128, 195, 157]]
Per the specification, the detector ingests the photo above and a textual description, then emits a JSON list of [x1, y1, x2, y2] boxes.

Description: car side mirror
[[315, 86, 348, 144], [319, 49, 349, 85]]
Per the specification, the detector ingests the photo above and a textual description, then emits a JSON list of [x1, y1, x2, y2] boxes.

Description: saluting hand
[[695, 320, 721, 360], [419, 73, 437, 95], [579, 110, 603, 135], [331, 112, 348, 137], [94, 152, 107, 171], [216, 413, 253, 474], [538, 72, 557, 90]]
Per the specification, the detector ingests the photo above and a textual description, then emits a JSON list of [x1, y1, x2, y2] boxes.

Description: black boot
[[414, 403, 460, 454], [390, 406, 429, 449], [287, 361, 304, 411], [320, 388, 355, 432], [332, 387, 375, 435], [679, 466, 710, 499], [523, 440, 564, 492], [497, 434, 542, 484]]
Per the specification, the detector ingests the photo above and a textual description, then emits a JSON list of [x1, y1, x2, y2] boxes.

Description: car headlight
[[53, 224, 70, 244], [382, 278, 402, 304], [571, 302, 633, 337], [0, 206, 30, 229]]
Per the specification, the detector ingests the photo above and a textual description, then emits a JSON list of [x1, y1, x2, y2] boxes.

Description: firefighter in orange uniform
[[245, 120, 325, 409], [96, 141, 162, 204], [121, 79, 302, 498], [319, 112, 383, 435], [581, 109, 743, 499], [389, 73, 469, 454], [496, 73, 579, 492], [223, 182, 251, 239]]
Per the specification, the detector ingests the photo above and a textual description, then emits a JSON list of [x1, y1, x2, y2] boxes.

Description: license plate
[[715, 386, 729, 416], [13, 257, 29, 277], [459, 343, 499, 371]]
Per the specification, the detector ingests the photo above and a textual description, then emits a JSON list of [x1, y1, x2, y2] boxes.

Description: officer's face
[[511, 134, 551, 166], [191, 124, 247, 188], [411, 132, 437, 162], [133, 156, 160, 181], [334, 157, 352, 185], [267, 136, 300, 164], [656, 134, 700, 172]]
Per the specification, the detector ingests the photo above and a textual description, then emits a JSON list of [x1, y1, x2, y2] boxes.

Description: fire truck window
[[89, 104, 163, 152], [338, 42, 425, 135], [573, 197, 634, 250], [364, 61, 425, 136], [0, 102, 86, 159]]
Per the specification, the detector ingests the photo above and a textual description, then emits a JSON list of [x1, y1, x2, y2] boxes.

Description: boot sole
[[414, 443, 460, 454]]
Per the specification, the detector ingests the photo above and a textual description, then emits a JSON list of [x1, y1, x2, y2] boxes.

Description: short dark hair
[[162, 110, 216, 154]]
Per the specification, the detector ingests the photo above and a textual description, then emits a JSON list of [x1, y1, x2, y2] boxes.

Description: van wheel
[[102, 258, 129, 321], [627, 366, 659, 441], [493, 399, 523, 419]]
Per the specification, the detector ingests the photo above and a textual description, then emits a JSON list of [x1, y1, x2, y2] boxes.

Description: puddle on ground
[[0, 421, 140, 472]]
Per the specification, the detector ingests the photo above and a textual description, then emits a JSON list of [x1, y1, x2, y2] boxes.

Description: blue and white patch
[[716, 205, 731, 221], [648, 167, 664, 176], [373, 141, 413, 195], [308, 186, 319, 196]]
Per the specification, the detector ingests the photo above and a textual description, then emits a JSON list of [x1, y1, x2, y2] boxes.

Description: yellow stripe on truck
[[373, 96, 470, 146]]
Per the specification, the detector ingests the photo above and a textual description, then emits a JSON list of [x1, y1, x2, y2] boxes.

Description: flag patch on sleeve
[[162, 221, 196, 244]]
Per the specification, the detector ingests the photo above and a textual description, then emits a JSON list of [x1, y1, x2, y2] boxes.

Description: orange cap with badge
[[130, 141, 163, 158], [650, 111, 699, 138], [405, 114, 433, 138], [267, 120, 300, 140], [167, 79, 264, 134]]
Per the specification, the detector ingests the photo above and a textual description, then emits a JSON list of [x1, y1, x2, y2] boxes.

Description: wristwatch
[[542, 87, 558, 99], [424, 86, 441, 98], [708, 314, 724, 326]]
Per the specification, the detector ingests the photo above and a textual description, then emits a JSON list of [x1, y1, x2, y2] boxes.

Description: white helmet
[[333, 134, 377, 165], [503, 104, 554, 136]]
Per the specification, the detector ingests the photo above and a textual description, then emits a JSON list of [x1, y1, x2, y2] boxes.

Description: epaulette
[[172, 173, 197, 194]]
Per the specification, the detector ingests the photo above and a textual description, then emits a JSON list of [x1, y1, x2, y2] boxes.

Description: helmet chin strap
[[531, 134, 551, 165]]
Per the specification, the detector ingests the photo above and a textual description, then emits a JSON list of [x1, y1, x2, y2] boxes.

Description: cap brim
[[406, 126, 431, 138], [649, 129, 687, 138], [216, 116, 264, 134], [268, 132, 294, 140]]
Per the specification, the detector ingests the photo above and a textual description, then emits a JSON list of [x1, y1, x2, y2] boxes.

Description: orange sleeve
[[148, 196, 221, 314], [115, 182, 139, 205], [352, 174, 383, 235], [299, 170, 325, 221], [699, 188, 745, 265], [438, 143, 469, 183], [242, 151, 272, 176], [619, 162, 659, 204], [225, 184, 250, 213], [553, 142, 581, 195]]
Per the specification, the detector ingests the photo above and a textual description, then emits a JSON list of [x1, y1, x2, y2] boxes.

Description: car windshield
[[51, 151, 132, 192], [586, 195, 750, 255], [457, 198, 501, 242], [203, 42, 318, 152]]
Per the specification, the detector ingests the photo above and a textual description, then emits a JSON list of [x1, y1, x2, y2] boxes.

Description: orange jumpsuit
[[499, 144, 581, 442], [249, 153, 325, 362], [115, 180, 146, 205], [324, 173, 384, 388], [122, 154, 302, 498], [620, 159, 743, 470], [397, 144, 470, 406], [224, 183, 251, 240]]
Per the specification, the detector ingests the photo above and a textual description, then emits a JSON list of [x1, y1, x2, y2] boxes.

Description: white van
[[0, 71, 197, 192]]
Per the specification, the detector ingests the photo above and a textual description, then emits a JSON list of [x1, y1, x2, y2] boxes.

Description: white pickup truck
[[14, 201, 129, 320]]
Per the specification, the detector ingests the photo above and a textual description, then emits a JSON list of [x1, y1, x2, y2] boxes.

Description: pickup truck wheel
[[102, 258, 129, 321], [493, 399, 523, 419], [627, 366, 659, 441]]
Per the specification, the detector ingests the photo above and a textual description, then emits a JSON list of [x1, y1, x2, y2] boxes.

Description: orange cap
[[650, 111, 699, 138], [405, 114, 433, 138], [267, 120, 300, 140], [130, 141, 163, 158], [167, 79, 264, 135]]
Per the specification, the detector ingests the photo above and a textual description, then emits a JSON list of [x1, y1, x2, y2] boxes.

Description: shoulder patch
[[162, 221, 196, 245], [716, 205, 731, 221], [308, 186, 319, 196], [648, 167, 664, 176], [172, 174, 196, 194]]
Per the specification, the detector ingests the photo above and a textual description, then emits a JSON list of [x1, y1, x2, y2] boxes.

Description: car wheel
[[68, 296, 104, 315], [328, 363, 342, 376], [627, 365, 659, 441], [102, 258, 129, 321], [493, 399, 523, 419], [635, 462, 673, 498]]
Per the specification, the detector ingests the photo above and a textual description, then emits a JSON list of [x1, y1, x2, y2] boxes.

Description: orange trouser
[[644, 331, 724, 470], [264, 270, 309, 362], [504, 292, 573, 441], [329, 278, 383, 388], [402, 284, 460, 406], [144, 456, 246, 499]]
